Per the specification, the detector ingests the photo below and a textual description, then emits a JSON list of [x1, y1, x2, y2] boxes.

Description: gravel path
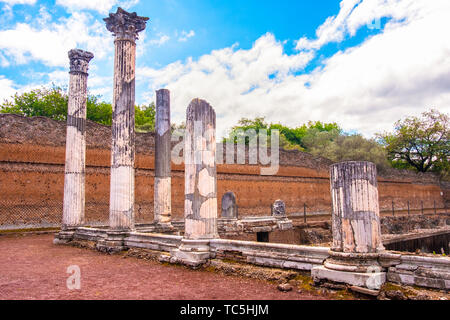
[[0, 234, 327, 300]]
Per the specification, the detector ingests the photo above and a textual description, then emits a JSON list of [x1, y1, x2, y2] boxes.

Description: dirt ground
[[0, 234, 330, 300]]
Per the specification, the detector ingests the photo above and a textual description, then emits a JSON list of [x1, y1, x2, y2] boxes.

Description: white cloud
[[0, 0, 36, 5], [0, 76, 17, 103], [55, 0, 139, 14], [149, 33, 170, 46], [295, 0, 434, 52], [139, 33, 314, 137], [0, 11, 112, 67], [296, 0, 361, 51], [178, 30, 195, 42], [139, 0, 450, 138]]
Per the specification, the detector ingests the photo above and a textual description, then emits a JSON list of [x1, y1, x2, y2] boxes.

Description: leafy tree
[[0, 86, 157, 132], [377, 109, 449, 176], [225, 116, 390, 171], [86, 95, 112, 125], [135, 102, 156, 132], [225, 117, 340, 150], [0, 86, 68, 121], [304, 130, 390, 172]]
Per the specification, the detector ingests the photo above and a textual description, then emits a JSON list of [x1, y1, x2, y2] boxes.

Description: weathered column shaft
[[154, 89, 172, 224], [109, 38, 136, 230], [330, 161, 384, 253], [62, 49, 93, 228], [184, 99, 218, 239], [104, 8, 149, 231]]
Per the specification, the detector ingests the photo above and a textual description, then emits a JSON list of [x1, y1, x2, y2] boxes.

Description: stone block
[[311, 266, 386, 290]]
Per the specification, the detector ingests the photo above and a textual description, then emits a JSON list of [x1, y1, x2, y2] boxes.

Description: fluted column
[[311, 161, 386, 291], [104, 8, 149, 231], [330, 161, 384, 253], [62, 49, 94, 230], [154, 89, 172, 226], [184, 99, 218, 240]]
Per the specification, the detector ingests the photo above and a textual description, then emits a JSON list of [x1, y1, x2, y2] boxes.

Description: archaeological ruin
[[0, 7, 449, 297]]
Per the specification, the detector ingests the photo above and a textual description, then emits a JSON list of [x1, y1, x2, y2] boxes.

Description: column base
[[312, 250, 386, 290], [96, 229, 131, 253], [170, 239, 211, 268], [153, 222, 175, 233], [311, 266, 386, 291], [53, 227, 77, 245], [276, 218, 293, 231]]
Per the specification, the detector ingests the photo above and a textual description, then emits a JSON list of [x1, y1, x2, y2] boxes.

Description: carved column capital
[[104, 7, 149, 42], [68, 49, 94, 75]]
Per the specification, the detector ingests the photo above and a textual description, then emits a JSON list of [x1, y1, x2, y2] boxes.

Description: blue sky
[[0, 0, 449, 138]]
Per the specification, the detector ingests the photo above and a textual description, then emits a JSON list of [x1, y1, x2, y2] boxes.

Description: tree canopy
[[0, 86, 156, 131], [377, 109, 449, 177], [225, 117, 390, 171], [225, 117, 341, 151]]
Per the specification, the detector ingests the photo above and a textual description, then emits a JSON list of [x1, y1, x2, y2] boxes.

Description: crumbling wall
[[0, 114, 446, 226]]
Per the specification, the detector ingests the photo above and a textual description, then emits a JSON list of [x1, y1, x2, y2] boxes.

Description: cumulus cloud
[[0, 11, 112, 67], [140, 0, 450, 138], [178, 30, 195, 42], [0, 75, 17, 103], [139, 33, 314, 137], [149, 33, 170, 46], [55, 0, 139, 14]]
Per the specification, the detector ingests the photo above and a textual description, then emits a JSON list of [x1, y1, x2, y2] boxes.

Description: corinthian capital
[[104, 7, 149, 42], [68, 49, 94, 75]]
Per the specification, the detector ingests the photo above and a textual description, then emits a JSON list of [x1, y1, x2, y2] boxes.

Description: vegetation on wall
[[0, 86, 155, 131], [225, 117, 390, 172], [1, 86, 448, 177]]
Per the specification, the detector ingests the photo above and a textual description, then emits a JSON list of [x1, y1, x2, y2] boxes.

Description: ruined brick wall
[[0, 114, 446, 226]]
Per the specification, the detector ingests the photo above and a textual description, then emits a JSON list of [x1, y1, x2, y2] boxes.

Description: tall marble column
[[62, 49, 94, 229], [56, 49, 93, 244], [104, 8, 148, 231], [171, 99, 218, 267], [312, 161, 386, 291], [96, 8, 148, 252], [154, 89, 172, 227]]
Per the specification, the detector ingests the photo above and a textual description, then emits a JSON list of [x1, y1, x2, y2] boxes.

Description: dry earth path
[[0, 234, 329, 300]]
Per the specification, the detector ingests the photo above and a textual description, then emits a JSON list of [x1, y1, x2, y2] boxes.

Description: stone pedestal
[[221, 192, 238, 220], [312, 161, 386, 290], [102, 7, 148, 251], [96, 230, 131, 253], [55, 49, 93, 244], [271, 200, 293, 230], [53, 228, 77, 245], [171, 239, 211, 268]]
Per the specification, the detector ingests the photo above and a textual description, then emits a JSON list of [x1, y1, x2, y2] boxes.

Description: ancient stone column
[[154, 89, 172, 227], [184, 99, 218, 240], [312, 161, 386, 291], [104, 8, 148, 232], [171, 99, 218, 267], [329, 161, 384, 254], [60, 49, 94, 237]]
